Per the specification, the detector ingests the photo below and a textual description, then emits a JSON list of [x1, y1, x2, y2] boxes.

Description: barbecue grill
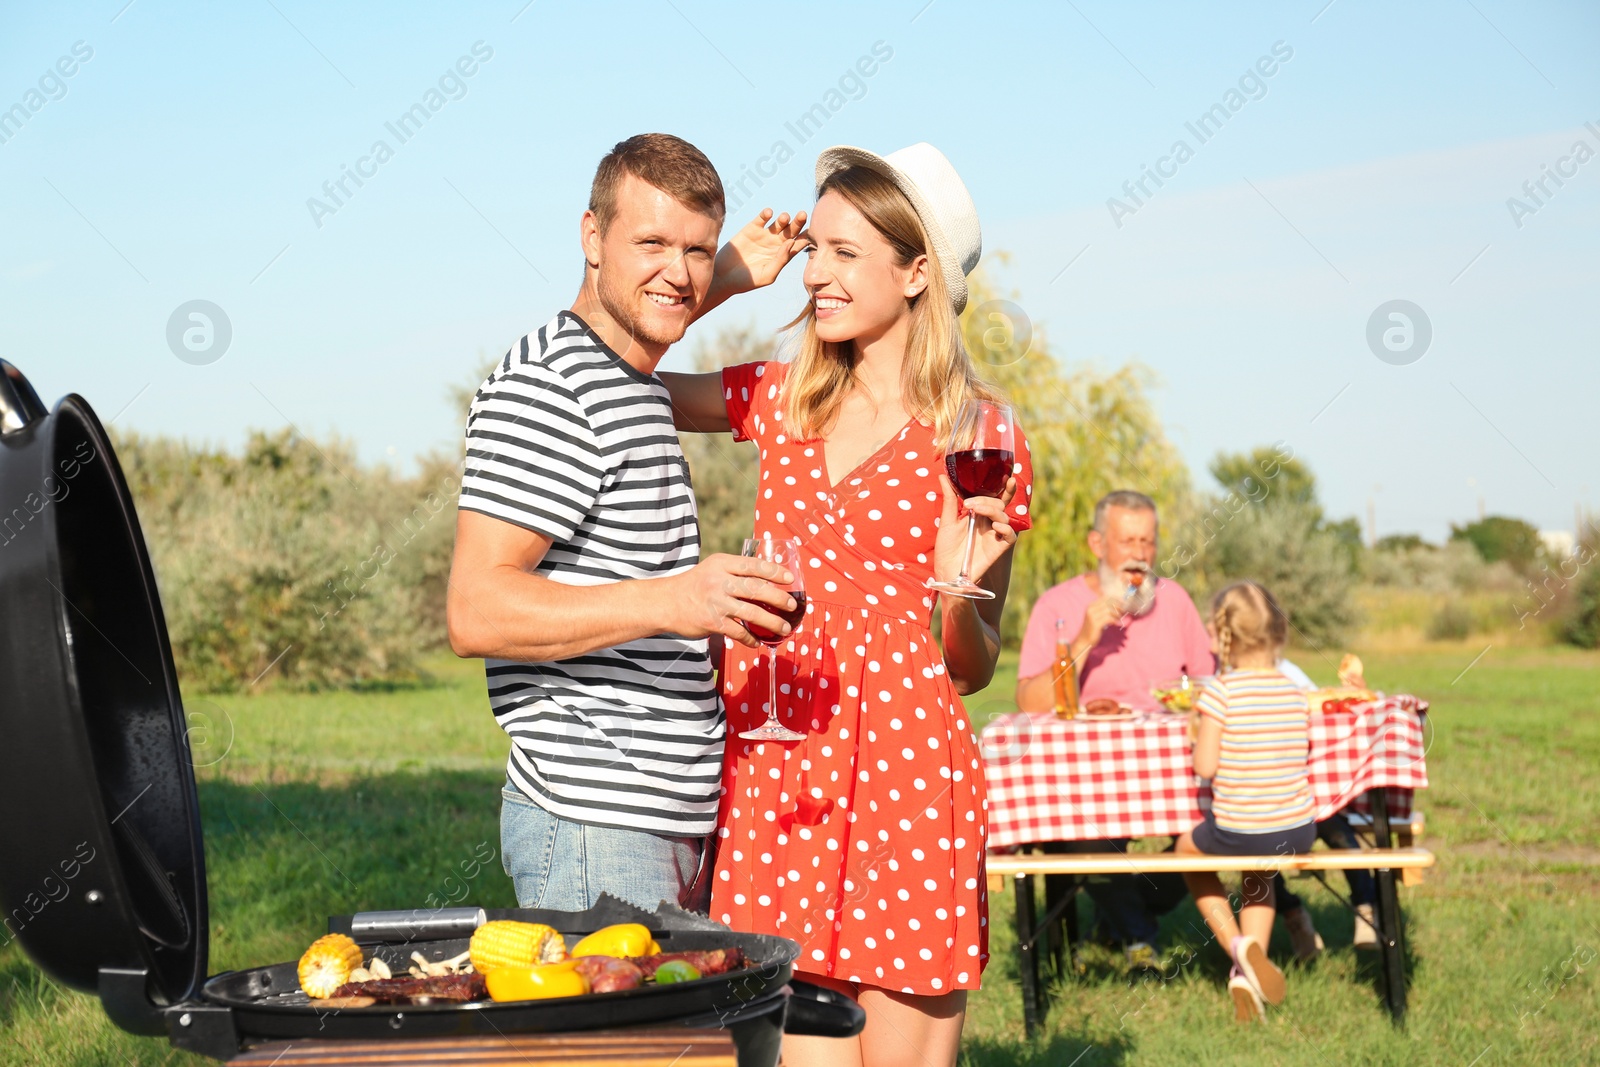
[[0, 360, 861, 1065]]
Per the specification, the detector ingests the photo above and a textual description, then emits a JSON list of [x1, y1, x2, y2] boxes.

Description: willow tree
[[959, 274, 1200, 639]]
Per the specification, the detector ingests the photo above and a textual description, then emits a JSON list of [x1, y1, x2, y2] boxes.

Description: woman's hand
[[712, 208, 809, 294], [931, 473, 1018, 586]]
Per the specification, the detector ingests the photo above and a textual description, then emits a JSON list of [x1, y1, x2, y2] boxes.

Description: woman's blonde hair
[[781, 165, 998, 450], [1210, 581, 1289, 671]]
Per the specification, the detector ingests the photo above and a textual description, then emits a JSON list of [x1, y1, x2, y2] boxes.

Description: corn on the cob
[[469, 921, 567, 972], [298, 933, 363, 999]]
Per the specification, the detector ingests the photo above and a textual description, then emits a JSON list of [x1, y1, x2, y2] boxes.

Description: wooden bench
[[988, 796, 1434, 1035]]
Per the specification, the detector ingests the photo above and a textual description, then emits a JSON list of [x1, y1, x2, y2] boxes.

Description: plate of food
[[1078, 698, 1141, 721], [1150, 675, 1213, 713], [1309, 654, 1378, 713]]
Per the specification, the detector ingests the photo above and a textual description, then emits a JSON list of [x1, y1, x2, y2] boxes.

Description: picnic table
[[978, 694, 1433, 1029], [980, 694, 1430, 848]]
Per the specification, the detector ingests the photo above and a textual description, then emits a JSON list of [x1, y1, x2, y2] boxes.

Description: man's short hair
[[1092, 490, 1158, 534], [589, 133, 725, 233]]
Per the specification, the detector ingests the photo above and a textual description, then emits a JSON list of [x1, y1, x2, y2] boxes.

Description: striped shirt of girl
[[1196, 670, 1316, 833]]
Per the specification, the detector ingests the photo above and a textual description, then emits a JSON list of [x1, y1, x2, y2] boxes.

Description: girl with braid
[[1175, 581, 1316, 1023]]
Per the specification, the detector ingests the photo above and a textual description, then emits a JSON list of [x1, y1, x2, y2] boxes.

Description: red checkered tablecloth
[[980, 695, 1430, 849]]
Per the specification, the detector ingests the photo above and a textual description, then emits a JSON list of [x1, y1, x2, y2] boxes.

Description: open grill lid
[[0, 360, 207, 1030]]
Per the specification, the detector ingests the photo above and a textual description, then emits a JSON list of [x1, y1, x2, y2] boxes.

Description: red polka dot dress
[[709, 361, 1034, 995]]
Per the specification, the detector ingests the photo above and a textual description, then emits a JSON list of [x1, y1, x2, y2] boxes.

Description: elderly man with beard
[[1015, 490, 1215, 968]]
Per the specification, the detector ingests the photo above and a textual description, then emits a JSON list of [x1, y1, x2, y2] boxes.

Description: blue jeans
[[1275, 812, 1377, 909], [1042, 838, 1182, 947], [499, 784, 710, 913]]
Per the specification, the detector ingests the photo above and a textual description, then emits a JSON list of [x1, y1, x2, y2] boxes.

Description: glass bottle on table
[[1052, 617, 1078, 719]]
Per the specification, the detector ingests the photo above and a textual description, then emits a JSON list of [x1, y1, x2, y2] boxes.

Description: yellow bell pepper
[[485, 960, 589, 1002], [570, 923, 655, 959]]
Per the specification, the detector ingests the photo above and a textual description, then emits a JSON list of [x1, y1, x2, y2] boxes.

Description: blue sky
[[3, 0, 1596, 541]]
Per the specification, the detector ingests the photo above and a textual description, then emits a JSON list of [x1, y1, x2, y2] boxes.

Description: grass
[[3, 647, 1597, 1065]]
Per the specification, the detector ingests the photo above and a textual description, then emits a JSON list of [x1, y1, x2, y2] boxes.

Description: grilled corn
[[469, 920, 567, 973], [298, 933, 363, 999]]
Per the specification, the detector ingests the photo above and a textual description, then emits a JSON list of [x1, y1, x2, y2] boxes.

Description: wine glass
[[927, 399, 1016, 601], [738, 534, 807, 742]]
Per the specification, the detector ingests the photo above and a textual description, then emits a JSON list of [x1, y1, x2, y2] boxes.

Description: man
[[447, 134, 803, 912], [1015, 490, 1214, 966]]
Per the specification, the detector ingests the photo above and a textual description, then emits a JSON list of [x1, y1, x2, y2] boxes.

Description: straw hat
[[814, 142, 981, 314]]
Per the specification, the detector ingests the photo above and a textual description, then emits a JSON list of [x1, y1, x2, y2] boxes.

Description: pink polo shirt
[[1017, 575, 1216, 710]]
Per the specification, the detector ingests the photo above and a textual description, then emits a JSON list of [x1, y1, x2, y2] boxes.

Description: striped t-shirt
[[458, 310, 721, 837], [1197, 669, 1315, 833]]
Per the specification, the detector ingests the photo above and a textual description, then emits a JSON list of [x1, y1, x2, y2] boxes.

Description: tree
[[1450, 515, 1542, 572], [1172, 444, 1359, 646], [1375, 533, 1429, 553], [960, 274, 1200, 638], [1206, 501, 1357, 650], [1209, 447, 1319, 514]]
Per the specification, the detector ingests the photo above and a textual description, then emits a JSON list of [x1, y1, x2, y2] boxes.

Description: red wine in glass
[[946, 449, 1015, 500], [744, 592, 808, 645], [738, 535, 807, 742], [927, 400, 1017, 601]]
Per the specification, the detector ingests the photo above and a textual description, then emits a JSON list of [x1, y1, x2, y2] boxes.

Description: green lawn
[[3, 646, 1596, 1065]]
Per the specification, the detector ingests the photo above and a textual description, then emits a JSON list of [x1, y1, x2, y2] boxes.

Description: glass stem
[[958, 513, 978, 582], [768, 645, 779, 725]]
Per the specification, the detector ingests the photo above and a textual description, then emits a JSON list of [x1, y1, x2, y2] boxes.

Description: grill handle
[[0, 360, 48, 434], [346, 907, 487, 942]]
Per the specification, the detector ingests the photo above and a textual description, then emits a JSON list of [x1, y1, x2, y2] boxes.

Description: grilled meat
[[629, 948, 747, 979], [573, 956, 645, 993], [329, 972, 487, 1003]]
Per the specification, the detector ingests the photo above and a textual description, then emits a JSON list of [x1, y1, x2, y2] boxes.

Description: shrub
[[1375, 533, 1427, 553], [115, 429, 459, 692], [1426, 600, 1474, 641], [1204, 501, 1356, 649], [1362, 539, 1519, 596], [1450, 515, 1542, 572], [1563, 568, 1600, 648], [1560, 531, 1600, 648]]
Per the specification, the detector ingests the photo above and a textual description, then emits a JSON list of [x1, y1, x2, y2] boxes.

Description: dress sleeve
[[1007, 418, 1035, 533], [720, 361, 782, 443]]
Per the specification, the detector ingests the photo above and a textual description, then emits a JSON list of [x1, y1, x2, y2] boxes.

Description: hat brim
[[814, 145, 970, 314]]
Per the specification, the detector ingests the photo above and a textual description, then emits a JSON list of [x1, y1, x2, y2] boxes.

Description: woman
[[664, 144, 1033, 1067]]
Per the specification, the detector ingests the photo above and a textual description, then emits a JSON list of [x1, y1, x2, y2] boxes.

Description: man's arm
[[1015, 669, 1056, 714], [1015, 596, 1125, 711], [1177, 586, 1220, 675], [1014, 589, 1063, 713], [446, 510, 795, 662]]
